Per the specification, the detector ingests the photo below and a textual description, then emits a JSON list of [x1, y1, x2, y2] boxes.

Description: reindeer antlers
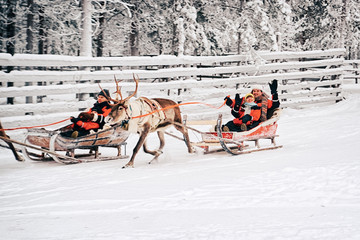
[[123, 73, 139, 102], [97, 74, 139, 104], [113, 75, 123, 101]]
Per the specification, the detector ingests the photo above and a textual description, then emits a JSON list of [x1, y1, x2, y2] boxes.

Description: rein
[[131, 100, 227, 119], [1, 100, 227, 131], [0, 118, 70, 131]]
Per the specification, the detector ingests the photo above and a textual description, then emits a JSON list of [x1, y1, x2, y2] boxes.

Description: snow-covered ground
[[1, 92, 360, 240]]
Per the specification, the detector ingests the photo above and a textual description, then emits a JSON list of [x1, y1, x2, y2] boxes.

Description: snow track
[[1, 95, 360, 239]]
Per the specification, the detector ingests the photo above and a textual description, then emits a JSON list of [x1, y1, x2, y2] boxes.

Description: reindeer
[[107, 75, 194, 168], [0, 121, 24, 161]]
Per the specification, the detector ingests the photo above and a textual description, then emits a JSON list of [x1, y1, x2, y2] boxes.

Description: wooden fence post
[[354, 63, 359, 84]]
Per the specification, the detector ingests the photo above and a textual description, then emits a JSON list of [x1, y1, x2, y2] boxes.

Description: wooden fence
[[0, 48, 346, 128], [344, 59, 360, 84]]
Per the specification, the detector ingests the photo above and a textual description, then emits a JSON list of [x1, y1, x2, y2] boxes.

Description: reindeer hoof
[[149, 157, 159, 165], [122, 163, 134, 168], [189, 147, 195, 154]]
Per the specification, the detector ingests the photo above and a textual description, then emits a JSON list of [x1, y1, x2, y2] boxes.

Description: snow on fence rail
[[0, 48, 345, 128]]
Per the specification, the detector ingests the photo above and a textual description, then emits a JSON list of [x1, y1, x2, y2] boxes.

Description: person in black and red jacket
[[66, 89, 112, 138], [223, 93, 261, 132], [222, 79, 280, 131]]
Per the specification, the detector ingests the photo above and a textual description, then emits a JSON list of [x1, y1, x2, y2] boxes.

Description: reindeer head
[[107, 74, 139, 125]]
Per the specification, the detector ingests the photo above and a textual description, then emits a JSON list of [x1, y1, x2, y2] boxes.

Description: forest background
[[1, 0, 360, 59]]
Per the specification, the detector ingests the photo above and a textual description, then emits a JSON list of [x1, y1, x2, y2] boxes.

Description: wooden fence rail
[[0, 48, 346, 129]]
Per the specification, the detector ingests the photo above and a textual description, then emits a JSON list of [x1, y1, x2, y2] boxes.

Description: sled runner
[[21, 124, 130, 164], [188, 109, 282, 155]]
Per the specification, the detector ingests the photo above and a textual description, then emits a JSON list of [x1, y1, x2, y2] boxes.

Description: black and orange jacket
[[233, 103, 261, 126], [73, 101, 112, 131], [229, 98, 261, 126]]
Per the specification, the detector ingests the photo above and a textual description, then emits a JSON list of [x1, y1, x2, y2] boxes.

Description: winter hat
[[98, 89, 110, 99], [251, 84, 263, 92], [244, 93, 255, 99]]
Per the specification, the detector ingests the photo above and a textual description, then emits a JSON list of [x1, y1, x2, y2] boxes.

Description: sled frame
[[19, 124, 130, 164], [166, 113, 283, 155]]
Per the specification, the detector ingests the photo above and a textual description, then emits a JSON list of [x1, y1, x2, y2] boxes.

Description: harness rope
[[1, 100, 226, 131], [1, 118, 70, 131], [131, 100, 226, 119]]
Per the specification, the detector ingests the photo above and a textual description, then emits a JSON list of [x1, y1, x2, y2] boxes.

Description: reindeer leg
[[123, 124, 150, 168], [143, 131, 165, 164], [174, 123, 194, 154], [157, 131, 165, 151]]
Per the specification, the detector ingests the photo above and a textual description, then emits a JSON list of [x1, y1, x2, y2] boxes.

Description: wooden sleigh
[[188, 109, 283, 155], [22, 124, 130, 164], [3, 108, 281, 164]]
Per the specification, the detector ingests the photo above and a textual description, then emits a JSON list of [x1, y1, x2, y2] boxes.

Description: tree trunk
[[6, 0, 16, 58], [96, 13, 105, 57], [158, 32, 163, 55], [6, 0, 16, 104], [171, 23, 177, 55], [25, 0, 34, 103], [26, 0, 34, 54], [176, 17, 185, 56], [239, 0, 245, 11], [38, 6, 47, 54], [237, 31, 241, 54], [340, 0, 347, 51], [129, 21, 139, 56], [0, 2, 5, 54], [80, 0, 92, 57]]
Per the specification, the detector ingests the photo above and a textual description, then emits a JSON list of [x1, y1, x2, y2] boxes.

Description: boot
[[222, 126, 230, 132], [71, 131, 79, 138]]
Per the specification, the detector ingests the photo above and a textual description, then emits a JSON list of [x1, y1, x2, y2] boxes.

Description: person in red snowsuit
[[68, 89, 112, 138], [223, 93, 261, 132]]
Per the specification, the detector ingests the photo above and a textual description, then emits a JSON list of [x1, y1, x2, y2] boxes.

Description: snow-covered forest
[[1, 0, 360, 58]]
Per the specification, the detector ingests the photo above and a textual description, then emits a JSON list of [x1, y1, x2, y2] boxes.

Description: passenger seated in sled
[[252, 79, 280, 120], [222, 79, 280, 132], [62, 89, 112, 138], [222, 93, 261, 132]]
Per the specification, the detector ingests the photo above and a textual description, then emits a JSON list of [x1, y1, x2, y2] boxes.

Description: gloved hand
[[242, 114, 252, 124], [76, 121, 84, 127], [272, 92, 278, 101], [251, 105, 261, 110], [233, 93, 241, 111], [240, 104, 245, 111], [269, 79, 278, 95], [78, 112, 94, 122], [224, 95, 232, 107], [233, 105, 240, 112], [235, 93, 241, 104], [70, 116, 78, 123]]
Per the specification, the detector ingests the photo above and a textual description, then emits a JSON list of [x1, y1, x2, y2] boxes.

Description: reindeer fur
[[108, 97, 193, 168]]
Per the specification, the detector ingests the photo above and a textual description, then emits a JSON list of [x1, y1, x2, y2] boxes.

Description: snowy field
[[1, 91, 360, 240]]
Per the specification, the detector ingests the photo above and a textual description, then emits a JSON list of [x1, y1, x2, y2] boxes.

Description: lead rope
[[1, 100, 227, 131], [0, 118, 71, 131]]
